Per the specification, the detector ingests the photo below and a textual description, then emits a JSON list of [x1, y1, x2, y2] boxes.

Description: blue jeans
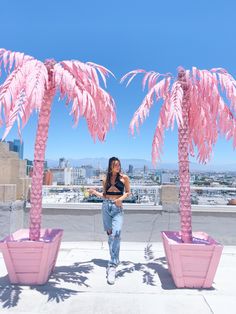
[[102, 199, 124, 267]]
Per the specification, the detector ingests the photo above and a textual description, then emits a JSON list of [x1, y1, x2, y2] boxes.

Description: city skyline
[[45, 156, 236, 172], [1, 1, 236, 167]]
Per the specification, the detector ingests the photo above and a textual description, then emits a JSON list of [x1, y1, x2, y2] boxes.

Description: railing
[[41, 185, 161, 205], [191, 186, 236, 206], [34, 184, 236, 206]]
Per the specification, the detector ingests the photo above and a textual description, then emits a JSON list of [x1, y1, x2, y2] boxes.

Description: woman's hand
[[114, 199, 122, 208], [88, 189, 95, 195]]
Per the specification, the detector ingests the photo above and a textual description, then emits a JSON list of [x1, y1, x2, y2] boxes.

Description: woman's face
[[111, 160, 121, 173]]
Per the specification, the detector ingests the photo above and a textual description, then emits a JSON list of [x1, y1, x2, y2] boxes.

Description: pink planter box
[[161, 231, 223, 288], [0, 228, 63, 285]]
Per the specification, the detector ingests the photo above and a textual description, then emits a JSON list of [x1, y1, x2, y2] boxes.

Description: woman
[[89, 156, 130, 285]]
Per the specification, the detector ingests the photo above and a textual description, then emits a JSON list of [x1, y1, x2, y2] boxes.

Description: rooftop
[[0, 241, 236, 313]]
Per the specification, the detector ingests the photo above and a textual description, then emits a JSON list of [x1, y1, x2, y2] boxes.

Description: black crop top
[[106, 178, 124, 195]]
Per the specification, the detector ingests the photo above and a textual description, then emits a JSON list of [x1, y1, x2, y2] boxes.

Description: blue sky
[[0, 0, 236, 167]]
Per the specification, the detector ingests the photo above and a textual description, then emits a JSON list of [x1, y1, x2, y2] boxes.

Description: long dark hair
[[104, 157, 121, 196]]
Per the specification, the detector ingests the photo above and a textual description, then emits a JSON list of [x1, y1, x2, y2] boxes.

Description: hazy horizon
[[45, 156, 236, 172]]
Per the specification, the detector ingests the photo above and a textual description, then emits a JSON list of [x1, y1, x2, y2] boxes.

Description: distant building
[[64, 167, 72, 185], [210, 181, 221, 187], [127, 164, 134, 176], [72, 167, 91, 185], [26, 159, 48, 176], [81, 165, 94, 178], [26, 159, 33, 176], [59, 157, 67, 169], [143, 165, 148, 174], [94, 168, 102, 177], [44, 160, 48, 169], [0, 142, 30, 201], [7, 139, 24, 159], [50, 167, 72, 185], [51, 168, 64, 185], [43, 170, 53, 185], [161, 172, 172, 184]]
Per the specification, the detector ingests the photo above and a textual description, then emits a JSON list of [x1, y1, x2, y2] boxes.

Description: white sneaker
[[107, 266, 116, 285]]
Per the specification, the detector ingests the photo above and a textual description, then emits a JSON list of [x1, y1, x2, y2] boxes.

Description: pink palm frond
[[0, 67, 25, 122], [142, 71, 161, 90], [218, 98, 236, 142], [215, 71, 236, 113], [1, 89, 28, 140], [151, 99, 174, 165], [0, 48, 33, 74], [24, 60, 48, 110], [121, 69, 174, 164], [86, 61, 115, 88], [126, 66, 236, 166], [187, 68, 236, 163], [120, 69, 146, 87], [152, 119, 165, 165], [54, 60, 116, 141], [129, 77, 171, 135], [0, 49, 48, 139], [169, 81, 183, 128], [188, 70, 220, 163]]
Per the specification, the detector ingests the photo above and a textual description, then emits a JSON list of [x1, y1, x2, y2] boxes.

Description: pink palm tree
[[0, 48, 116, 241], [121, 66, 236, 243]]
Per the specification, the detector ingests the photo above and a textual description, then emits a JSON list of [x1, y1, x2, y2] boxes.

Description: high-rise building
[[7, 139, 24, 159], [26, 159, 33, 176], [71, 167, 86, 185], [59, 158, 66, 169], [81, 165, 94, 178], [64, 167, 72, 185], [127, 164, 134, 176], [44, 160, 48, 169]]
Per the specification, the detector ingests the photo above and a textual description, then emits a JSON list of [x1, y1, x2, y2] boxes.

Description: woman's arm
[[88, 178, 105, 199], [88, 188, 104, 198]]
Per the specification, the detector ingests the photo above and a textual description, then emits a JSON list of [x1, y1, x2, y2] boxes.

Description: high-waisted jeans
[[102, 199, 124, 267]]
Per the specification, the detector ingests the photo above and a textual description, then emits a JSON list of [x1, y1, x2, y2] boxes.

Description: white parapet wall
[[0, 184, 16, 202], [0, 200, 25, 239], [159, 184, 179, 212]]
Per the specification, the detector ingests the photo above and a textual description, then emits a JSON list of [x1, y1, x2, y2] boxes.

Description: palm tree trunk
[[178, 69, 192, 243], [29, 61, 55, 241]]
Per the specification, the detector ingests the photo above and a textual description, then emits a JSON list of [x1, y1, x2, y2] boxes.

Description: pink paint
[[0, 229, 63, 285], [0, 49, 116, 241], [161, 231, 223, 288], [122, 66, 236, 243]]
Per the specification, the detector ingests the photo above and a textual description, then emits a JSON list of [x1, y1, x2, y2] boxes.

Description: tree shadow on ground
[[0, 262, 93, 309], [115, 244, 176, 289], [116, 244, 215, 291], [0, 245, 215, 308]]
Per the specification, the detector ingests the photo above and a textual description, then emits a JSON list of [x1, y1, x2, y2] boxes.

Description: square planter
[[161, 231, 223, 288], [0, 228, 63, 285]]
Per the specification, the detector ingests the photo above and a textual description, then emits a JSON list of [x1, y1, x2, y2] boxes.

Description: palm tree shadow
[[0, 275, 23, 309], [116, 244, 216, 291], [116, 244, 176, 289], [0, 262, 93, 309]]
